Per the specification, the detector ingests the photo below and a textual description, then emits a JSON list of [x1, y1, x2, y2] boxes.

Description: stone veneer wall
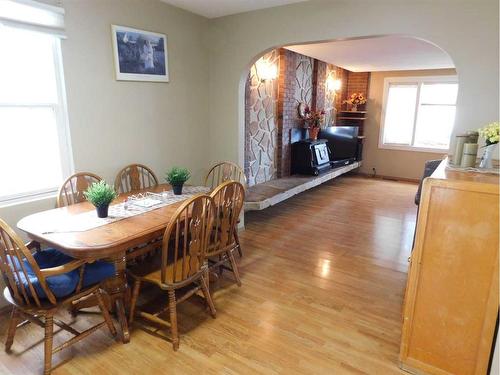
[[324, 64, 344, 126], [245, 48, 367, 182], [276, 49, 314, 177], [244, 50, 279, 186]]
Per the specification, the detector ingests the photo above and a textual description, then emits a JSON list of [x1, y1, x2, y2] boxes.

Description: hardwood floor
[[0, 175, 417, 374]]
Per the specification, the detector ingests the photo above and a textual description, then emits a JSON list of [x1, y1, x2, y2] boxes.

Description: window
[[0, 1, 71, 204], [379, 76, 458, 152]]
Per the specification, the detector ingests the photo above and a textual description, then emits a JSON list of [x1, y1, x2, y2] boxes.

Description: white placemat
[[42, 186, 210, 234]]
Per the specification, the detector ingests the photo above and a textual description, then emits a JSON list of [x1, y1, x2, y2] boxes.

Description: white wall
[[206, 0, 499, 168]]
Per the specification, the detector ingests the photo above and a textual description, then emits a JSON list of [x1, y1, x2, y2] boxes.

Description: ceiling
[[286, 36, 455, 72], [160, 0, 308, 18]]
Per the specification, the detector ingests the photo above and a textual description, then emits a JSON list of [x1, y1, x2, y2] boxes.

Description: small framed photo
[[111, 25, 169, 82]]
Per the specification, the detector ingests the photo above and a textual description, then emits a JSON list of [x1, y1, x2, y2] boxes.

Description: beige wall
[[0, 0, 209, 306], [359, 69, 456, 181], [1, 0, 498, 308], [206, 0, 499, 171], [0, 0, 209, 228]]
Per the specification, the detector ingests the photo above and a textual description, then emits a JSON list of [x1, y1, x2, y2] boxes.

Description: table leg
[[105, 254, 130, 344]]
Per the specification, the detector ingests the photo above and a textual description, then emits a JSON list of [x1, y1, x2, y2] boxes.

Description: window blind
[[0, 0, 65, 37]]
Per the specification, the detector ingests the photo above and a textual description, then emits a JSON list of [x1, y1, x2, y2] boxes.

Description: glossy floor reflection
[[0, 175, 417, 374]]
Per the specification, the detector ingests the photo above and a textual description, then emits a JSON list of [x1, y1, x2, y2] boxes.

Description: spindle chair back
[[114, 164, 158, 194], [204, 161, 246, 190], [57, 172, 102, 207], [161, 194, 214, 286], [205, 181, 245, 286], [0, 219, 54, 307], [128, 194, 217, 350], [0, 219, 115, 374]]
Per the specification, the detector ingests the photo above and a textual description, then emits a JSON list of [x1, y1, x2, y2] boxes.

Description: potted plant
[[303, 105, 326, 140], [343, 92, 367, 111], [478, 121, 499, 168], [165, 167, 191, 195], [83, 180, 117, 218]]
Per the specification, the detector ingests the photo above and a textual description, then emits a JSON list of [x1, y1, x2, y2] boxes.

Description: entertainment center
[[290, 126, 362, 176], [245, 125, 363, 211]]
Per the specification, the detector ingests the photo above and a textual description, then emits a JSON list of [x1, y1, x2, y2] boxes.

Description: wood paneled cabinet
[[400, 160, 499, 375]]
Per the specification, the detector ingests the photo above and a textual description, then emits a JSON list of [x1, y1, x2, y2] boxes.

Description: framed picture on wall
[[111, 25, 169, 82]]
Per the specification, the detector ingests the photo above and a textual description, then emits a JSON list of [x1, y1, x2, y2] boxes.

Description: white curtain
[[0, 0, 65, 37]]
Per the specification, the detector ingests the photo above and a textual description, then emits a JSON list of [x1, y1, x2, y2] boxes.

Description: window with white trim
[[379, 76, 458, 152], [0, 1, 72, 204]]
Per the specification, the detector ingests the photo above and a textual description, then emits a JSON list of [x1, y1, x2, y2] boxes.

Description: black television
[[319, 126, 359, 168]]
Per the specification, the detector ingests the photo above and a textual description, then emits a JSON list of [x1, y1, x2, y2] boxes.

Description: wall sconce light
[[256, 58, 278, 81], [326, 76, 342, 92], [333, 79, 342, 91]]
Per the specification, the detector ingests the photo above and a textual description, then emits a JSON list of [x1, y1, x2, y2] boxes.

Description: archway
[[239, 35, 457, 190]]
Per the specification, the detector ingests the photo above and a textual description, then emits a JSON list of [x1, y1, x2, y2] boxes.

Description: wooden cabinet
[[400, 159, 499, 375]]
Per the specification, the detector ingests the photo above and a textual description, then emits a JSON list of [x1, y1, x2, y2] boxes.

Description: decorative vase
[[479, 143, 498, 169], [351, 105, 358, 112], [309, 127, 320, 140], [96, 204, 109, 218], [172, 183, 184, 195]]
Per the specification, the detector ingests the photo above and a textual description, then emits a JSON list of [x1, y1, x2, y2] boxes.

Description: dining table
[[17, 183, 210, 343]]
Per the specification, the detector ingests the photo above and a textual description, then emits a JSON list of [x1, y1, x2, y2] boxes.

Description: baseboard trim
[[358, 173, 419, 184]]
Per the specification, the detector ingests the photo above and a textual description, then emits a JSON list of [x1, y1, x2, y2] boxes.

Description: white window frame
[[0, 33, 74, 206], [378, 75, 458, 153]]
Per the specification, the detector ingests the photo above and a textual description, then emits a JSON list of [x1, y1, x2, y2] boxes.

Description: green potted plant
[[165, 167, 190, 195], [83, 180, 117, 218]]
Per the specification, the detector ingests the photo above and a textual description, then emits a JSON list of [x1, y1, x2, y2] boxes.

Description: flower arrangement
[[303, 105, 326, 128], [84, 181, 117, 218], [478, 121, 499, 145], [343, 92, 367, 110]]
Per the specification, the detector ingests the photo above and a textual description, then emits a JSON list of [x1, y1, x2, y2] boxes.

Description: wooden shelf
[[339, 110, 367, 114], [338, 116, 367, 120], [336, 109, 368, 136]]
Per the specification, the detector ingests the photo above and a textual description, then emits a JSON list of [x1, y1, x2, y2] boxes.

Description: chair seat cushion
[[21, 249, 114, 299], [82, 260, 115, 288]]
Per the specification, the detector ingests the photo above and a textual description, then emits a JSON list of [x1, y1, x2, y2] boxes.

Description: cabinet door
[[400, 179, 499, 375]]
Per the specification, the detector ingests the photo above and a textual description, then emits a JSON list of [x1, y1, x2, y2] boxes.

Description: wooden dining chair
[[204, 161, 246, 190], [206, 181, 245, 287], [0, 219, 116, 375], [57, 172, 102, 208], [204, 162, 246, 258], [114, 164, 161, 263], [114, 163, 159, 194], [128, 194, 216, 351]]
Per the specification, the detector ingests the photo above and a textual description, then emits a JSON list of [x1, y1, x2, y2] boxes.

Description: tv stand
[[330, 158, 356, 169]]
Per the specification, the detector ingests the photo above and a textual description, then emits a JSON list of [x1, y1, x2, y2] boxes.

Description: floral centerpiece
[[478, 121, 499, 169], [343, 92, 367, 111], [303, 105, 325, 140]]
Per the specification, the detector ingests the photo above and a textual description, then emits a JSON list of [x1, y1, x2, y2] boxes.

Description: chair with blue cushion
[[0, 218, 116, 375]]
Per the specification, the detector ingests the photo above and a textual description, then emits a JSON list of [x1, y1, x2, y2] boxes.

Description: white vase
[[479, 143, 498, 169]]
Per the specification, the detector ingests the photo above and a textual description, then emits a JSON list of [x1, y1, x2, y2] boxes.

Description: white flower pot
[[479, 143, 498, 169]]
